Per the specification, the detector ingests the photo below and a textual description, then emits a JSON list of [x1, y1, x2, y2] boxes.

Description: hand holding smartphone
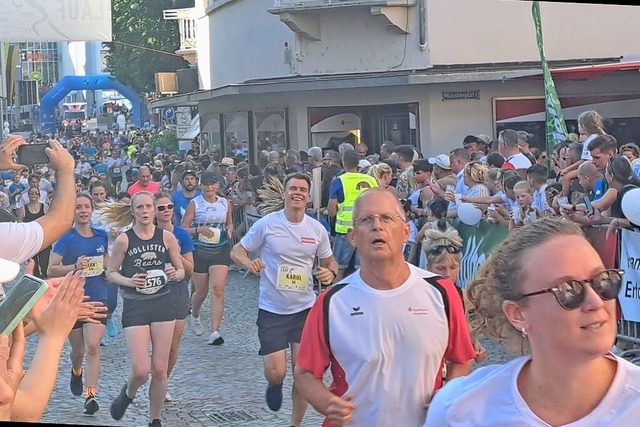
[[583, 195, 595, 216], [0, 274, 48, 336], [16, 143, 51, 166]]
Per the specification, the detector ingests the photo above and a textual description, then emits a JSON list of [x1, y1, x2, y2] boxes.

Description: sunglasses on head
[[428, 245, 461, 256], [156, 203, 174, 212], [514, 269, 623, 310]]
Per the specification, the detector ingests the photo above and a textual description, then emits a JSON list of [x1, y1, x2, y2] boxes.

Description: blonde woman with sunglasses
[[425, 219, 638, 427]]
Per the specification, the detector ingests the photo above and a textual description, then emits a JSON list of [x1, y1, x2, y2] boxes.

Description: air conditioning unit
[[176, 67, 198, 94]]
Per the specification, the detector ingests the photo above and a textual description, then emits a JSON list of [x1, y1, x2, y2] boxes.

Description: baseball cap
[[200, 171, 219, 184], [181, 169, 198, 181], [475, 134, 491, 145], [220, 157, 235, 167], [358, 159, 372, 169], [0, 258, 21, 283], [428, 154, 451, 170]]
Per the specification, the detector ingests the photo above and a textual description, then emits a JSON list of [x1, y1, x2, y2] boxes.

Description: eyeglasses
[[156, 203, 174, 212], [353, 213, 405, 227], [513, 269, 624, 310], [428, 245, 461, 257]]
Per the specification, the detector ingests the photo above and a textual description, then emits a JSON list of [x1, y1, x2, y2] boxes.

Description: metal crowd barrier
[[585, 225, 640, 347]]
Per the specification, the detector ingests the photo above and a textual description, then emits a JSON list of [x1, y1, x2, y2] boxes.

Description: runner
[[104, 191, 185, 427], [171, 169, 200, 226], [46, 194, 110, 415], [181, 171, 233, 345], [154, 192, 194, 402], [231, 172, 338, 427]]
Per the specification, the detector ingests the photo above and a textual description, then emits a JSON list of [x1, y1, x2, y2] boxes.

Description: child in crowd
[[510, 181, 536, 231]]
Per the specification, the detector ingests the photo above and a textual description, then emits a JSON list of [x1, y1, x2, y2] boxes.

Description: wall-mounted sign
[[442, 90, 480, 101]]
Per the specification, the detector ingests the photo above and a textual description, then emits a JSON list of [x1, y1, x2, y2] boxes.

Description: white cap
[[428, 154, 451, 170], [358, 159, 372, 169], [0, 258, 21, 284]]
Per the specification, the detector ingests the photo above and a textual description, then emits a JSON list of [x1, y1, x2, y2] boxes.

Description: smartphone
[[0, 274, 48, 335], [558, 196, 569, 207], [583, 195, 595, 216], [17, 143, 50, 166]]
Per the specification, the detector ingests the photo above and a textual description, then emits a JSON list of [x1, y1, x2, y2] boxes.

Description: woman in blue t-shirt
[[47, 194, 110, 416]]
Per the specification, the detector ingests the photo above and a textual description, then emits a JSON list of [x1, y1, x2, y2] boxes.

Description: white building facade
[[152, 0, 640, 162]]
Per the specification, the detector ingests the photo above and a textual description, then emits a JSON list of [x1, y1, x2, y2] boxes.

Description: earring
[[521, 327, 527, 338]]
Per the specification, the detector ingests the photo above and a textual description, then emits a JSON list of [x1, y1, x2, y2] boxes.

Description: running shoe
[[149, 419, 162, 427], [83, 396, 99, 415], [106, 318, 118, 337], [208, 331, 224, 346], [100, 335, 107, 346], [110, 383, 133, 420], [265, 383, 283, 411], [70, 368, 83, 396], [192, 316, 203, 336]]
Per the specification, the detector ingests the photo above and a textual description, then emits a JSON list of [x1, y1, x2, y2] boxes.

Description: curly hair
[[465, 219, 584, 354]]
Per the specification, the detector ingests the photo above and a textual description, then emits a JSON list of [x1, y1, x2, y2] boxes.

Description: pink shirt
[[127, 180, 161, 196]]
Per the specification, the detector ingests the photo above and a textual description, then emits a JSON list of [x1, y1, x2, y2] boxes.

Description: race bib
[[81, 255, 104, 278], [276, 265, 310, 293], [112, 167, 121, 174], [136, 269, 168, 295], [198, 227, 221, 245]]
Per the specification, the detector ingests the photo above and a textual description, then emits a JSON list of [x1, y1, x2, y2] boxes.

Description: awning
[[518, 60, 640, 81], [179, 114, 200, 140]]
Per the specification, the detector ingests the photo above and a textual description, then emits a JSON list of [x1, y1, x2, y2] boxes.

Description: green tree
[[105, 0, 189, 94]]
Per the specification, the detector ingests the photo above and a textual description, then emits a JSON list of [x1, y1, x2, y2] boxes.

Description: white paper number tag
[[198, 227, 221, 244], [81, 256, 104, 278], [136, 269, 168, 295], [276, 265, 310, 293]]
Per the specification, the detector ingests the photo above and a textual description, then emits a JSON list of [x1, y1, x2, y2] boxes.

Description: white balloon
[[622, 188, 640, 227], [457, 203, 483, 226]]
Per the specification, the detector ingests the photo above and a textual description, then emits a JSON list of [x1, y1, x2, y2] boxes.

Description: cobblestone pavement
[[16, 270, 515, 427]]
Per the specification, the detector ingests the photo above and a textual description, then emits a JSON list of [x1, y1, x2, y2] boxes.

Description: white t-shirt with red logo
[[297, 264, 476, 427], [240, 210, 333, 315]]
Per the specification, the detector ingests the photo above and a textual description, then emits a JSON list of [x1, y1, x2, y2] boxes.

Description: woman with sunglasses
[[153, 192, 194, 402], [181, 171, 233, 345], [424, 219, 637, 426]]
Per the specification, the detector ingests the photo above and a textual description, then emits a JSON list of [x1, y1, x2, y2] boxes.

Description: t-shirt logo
[[356, 181, 372, 191], [141, 252, 158, 261], [301, 237, 315, 244]]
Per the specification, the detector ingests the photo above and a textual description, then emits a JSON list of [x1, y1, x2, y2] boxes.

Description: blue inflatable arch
[[40, 75, 142, 134]]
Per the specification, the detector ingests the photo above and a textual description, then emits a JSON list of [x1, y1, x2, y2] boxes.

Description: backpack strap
[[322, 283, 349, 348], [424, 276, 450, 321]]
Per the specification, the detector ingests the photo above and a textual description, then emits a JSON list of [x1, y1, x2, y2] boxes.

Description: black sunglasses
[[156, 203, 174, 212], [428, 245, 461, 257], [513, 269, 623, 310]]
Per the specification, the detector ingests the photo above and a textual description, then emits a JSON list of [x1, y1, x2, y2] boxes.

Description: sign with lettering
[[441, 91, 480, 101], [0, 0, 112, 42], [620, 229, 640, 322]]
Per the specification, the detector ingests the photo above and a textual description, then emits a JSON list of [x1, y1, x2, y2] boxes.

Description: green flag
[[532, 1, 568, 165]]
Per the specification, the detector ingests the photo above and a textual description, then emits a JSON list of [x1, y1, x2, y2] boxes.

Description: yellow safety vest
[[335, 172, 379, 234]]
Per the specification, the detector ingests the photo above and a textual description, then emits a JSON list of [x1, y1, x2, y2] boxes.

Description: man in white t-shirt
[[294, 189, 475, 427], [499, 129, 532, 171], [231, 172, 338, 427]]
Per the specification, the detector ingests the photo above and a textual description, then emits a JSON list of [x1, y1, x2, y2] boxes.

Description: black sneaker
[[110, 383, 133, 420], [70, 368, 83, 396], [83, 396, 99, 415], [149, 419, 162, 427], [265, 383, 283, 411]]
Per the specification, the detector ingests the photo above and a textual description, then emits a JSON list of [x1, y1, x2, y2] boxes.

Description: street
[[20, 270, 512, 427]]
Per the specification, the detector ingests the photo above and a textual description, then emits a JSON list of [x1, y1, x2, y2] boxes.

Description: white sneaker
[[192, 316, 203, 336], [208, 330, 224, 346], [164, 390, 173, 402]]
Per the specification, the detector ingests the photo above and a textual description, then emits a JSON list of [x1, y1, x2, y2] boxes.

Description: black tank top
[[121, 227, 171, 299], [23, 203, 45, 223]]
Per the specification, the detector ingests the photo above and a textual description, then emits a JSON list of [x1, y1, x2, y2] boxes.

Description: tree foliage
[[105, 0, 189, 94]]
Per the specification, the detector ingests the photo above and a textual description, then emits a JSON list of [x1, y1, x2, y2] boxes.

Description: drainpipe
[[418, 0, 427, 51]]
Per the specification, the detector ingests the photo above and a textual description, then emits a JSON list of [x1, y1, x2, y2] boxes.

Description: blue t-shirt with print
[[52, 227, 110, 302], [592, 177, 607, 201], [172, 190, 201, 225]]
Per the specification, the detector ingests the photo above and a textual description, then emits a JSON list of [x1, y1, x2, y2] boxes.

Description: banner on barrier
[[620, 229, 640, 322], [452, 220, 509, 289]]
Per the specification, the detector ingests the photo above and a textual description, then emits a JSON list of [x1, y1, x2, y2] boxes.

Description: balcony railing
[[273, 0, 412, 11], [163, 8, 198, 52]]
